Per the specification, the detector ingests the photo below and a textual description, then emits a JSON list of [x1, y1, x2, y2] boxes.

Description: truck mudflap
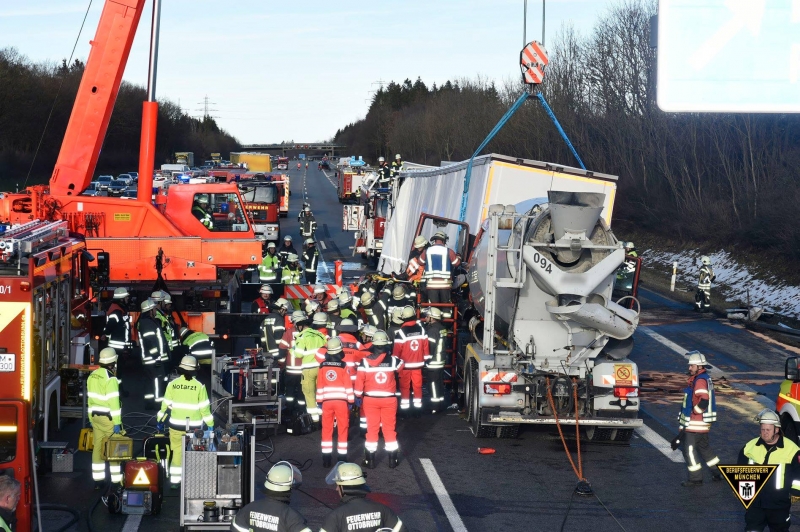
[[485, 409, 643, 428]]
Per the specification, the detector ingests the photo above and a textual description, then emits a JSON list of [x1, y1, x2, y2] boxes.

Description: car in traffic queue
[[108, 179, 128, 196], [96, 174, 114, 190], [120, 187, 137, 200], [81, 182, 103, 196]]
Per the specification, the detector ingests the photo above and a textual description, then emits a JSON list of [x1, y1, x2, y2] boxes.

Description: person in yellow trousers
[[87, 347, 123, 489], [156, 355, 214, 489], [291, 313, 327, 425]]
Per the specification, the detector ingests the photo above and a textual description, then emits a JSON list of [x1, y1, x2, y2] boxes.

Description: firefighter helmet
[[426, 307, 443, 320], [287, 253, 299, 262], [401, 305, 416, 320], [312, 312, 328, 326], [196, 195, 209, 205], [432, 231, 447, 242], [314, 284, 326, 295], [391, 284, 406, 300], [338, 292, 352, 305], [338, 319, 357, 333], [391, 308, 404, 325], [305, 238, 315, 246], [150, 290, 165, 302], [360, 324, 377, 338], [413, 235, 428, 248], [162, 292, 172, 304], [395, 154, 401, 160], [274, 298, 291, 311], [291, 310, 308, 325], [326, 299, 339, 312], [267, 241, 276, 249], [284, 235, 292, 242], [378, 156, 385, 163], [260, 285, 273, 295], [755, 409, 781, 426], [265, 461, 302, 492], [372, 330, 391, 347], [98, 348, 118, 365], [360, 291, 374, 306], [701, 255, 711, 265], [140, 299, 156, 312], [687, 351, 708, 366], [178, 355, 198, 372], [624, 241, 635, 251], [113, 287, 129, 299], [326, 337, 343, 355], [326, 462, 366, 486], [305, 300, 320, 315]]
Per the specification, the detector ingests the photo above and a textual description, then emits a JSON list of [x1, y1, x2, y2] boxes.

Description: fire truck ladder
[[0, 220, 68, 265]]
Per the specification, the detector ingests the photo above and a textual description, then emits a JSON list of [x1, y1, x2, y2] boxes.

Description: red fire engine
[[0, 220, 93, 531]]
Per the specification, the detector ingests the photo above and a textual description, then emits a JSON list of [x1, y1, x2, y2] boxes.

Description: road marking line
[[420, 458, 468, 532], [635, 424, 684, 463], [122, 514, 142, 532], [639, 326, 774, 409], [319, 241, 327, 250]]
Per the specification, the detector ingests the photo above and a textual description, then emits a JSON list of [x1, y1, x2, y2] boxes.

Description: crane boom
[[50, 0, 146, 196]]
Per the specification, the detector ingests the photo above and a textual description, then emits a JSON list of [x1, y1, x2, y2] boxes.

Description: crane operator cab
[[191, 193, 248, 233]]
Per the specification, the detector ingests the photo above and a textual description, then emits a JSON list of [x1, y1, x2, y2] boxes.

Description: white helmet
[[196, 194, 209, 205], [378, 156, 385, 163], [178, 355, 198, 372], [284, 235, 293, 242], [150, 290, 165, 303], [260, 285, 273, 295], [314, 284, 326, 295], [140, 299, 156, 312], [687, 351, 707, 366], [425, 307, 443, 320], [701, 255, 711, 265], [755, 409, 781, 426], [274, 298, 291, 311], [287, 253, 299, 262], [305, 300, 320, 314], [395, 154, 401, 160], [113, 287, 129, 300], [326, 462, 366, 486], [624, 241, 635, 250], [312, 311, 329, 326], [265, 461, 302, 492], [98, 348, 118, 365]]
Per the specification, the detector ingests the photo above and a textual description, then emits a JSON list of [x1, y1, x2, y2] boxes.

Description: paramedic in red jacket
[[393, 306, 430, 416], [316, 338, 354, 468]]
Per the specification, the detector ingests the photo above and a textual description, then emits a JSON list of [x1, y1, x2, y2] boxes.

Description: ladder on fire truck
[[0, 220, 69, 266]]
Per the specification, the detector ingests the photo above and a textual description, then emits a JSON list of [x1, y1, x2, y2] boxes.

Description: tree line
[[334, 0, 800, 260], [0, 47, 239, 191]]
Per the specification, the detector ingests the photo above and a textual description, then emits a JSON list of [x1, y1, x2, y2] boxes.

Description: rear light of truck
[[201, 290, 221, 298], [484, 383, 512, 395], [613, 386, 638, 398]]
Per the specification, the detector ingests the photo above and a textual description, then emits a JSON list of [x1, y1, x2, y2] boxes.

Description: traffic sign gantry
[[520, 40, 549, 85]]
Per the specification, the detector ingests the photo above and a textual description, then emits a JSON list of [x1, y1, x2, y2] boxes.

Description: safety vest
[[423, 245, 452, 280], [183, 331, 214, 358], [258, 253, 280, 282], [87, 367, 122, 424], [282, 265, 302, 284], [743, 436, 800, 497], [699, 265, 714, 290], [292, 328, 327, 369], [679, 372, 717, 428], [157, 376, 214, 429], [192, 205, 213, 230]]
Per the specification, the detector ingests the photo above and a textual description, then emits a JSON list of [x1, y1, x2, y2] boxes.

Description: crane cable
[[23, 0, 94, 189]]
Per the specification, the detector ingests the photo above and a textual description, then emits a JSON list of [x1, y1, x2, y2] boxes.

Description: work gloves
[[113, 425, 121, 434], [670, 429, 685, 451], [156, 422, 165, 433]]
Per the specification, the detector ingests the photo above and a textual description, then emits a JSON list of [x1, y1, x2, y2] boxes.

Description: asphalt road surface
[[41, 165, 799, 531]]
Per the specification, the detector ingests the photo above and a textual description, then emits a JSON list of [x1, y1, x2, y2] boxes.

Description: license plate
[[0, 354, 15, 372]]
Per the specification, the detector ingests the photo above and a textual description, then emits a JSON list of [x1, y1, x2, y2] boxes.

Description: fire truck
[[343, 186, 388, 264], [237, 176, 285, 243], [276, 157, 289, 171], [336, 158, 367, 204], [0, 220, 94, 531], [0, 0, 261, 337]]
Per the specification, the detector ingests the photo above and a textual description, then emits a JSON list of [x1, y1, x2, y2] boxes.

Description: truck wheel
[[499, 425, 520, 439], [470, 366, 492, 438], [464, 361, 474, 423], [782, 414, 799, 445], [585, 427, 612, 442], [611, 428, 633, 443]]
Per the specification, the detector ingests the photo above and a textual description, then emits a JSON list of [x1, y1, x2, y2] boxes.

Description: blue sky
[[1, 1, 614, 144]]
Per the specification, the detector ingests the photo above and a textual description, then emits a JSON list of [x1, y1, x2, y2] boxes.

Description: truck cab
[[237, 178, 283, 243]]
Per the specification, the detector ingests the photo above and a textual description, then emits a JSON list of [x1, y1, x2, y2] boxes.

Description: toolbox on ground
[[102, 434, 134, 461]]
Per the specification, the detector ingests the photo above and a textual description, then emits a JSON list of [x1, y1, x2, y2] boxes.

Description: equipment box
[[52, 450, 74, 472]]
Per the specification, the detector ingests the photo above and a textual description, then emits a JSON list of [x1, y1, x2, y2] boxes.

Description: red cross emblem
[[375, 371, 388, 384], [410, 339, 419, 351]]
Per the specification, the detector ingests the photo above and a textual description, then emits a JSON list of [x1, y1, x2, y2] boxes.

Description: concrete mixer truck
[[379, 154, 642, 441]]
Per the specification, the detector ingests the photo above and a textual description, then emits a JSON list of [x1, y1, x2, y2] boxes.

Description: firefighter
[[292, 313, 327, 424], [356, 331, 403, 468], [358, 324, 376, 349], [282, 311, 306, 414], [259, 241, 281, 284], [738, 409, 800, 531], [231, 462, 310, 532], [252, 284, 275, 314], [299, 208, 317, 241], [317, 338, 355, 467], [282, 254, 302, 284], [260, 298, 288, 358], [151, 290, 178, 356], [387, 307, 404, 341], [178, 327, 214, 360], [87, 347, 123, 489], [320, 462, 407, 532], [408, 232, 461, 304], [424, 306, 448, 412], [298, 202, 311, 222], [0, 476, 21, 532], [671, 352, 720, 486], [156, 355, 214, 488], [338, 292, 357, 321], [403, 235, 429, 283], [376, 156, 391, 189], [305, 299, 321, 316], [161, 292, 181, 352], [386, 283, 411, 321], [278, 236, 297, 267], [103, 287, 132, 353], [326, 299, 342, 335], [360, 290, 387, 331], [695, 255, 716, 312], [391, 153, 403, 179], [394, 306, 430, 415], [302, 238, 319, 284], [192, 194, 213, 230], [337, 319, 366, 379], [137, 299, 169, 409], [312, 311, 330, 337]]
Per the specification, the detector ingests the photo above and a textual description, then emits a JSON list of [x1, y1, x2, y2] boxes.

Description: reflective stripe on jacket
[[157, 376, 213, 429], [87, 367, 122, 424]]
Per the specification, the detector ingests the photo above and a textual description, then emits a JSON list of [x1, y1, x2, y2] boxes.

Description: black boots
[[322, 454, 332, 468], [388, 451, 399, 468], [363, 450, 376, 469]]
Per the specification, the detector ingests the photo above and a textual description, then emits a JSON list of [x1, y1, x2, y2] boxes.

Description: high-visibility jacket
[[316, 358, 355, 402], [418, 245, 460, 289], [355, 352, 403, 398], [104, 302, 131, 350], [157, 376, 214, 429], [192, 205, 213, 229], [300, 216, 317, 237], [338, 333, 367, 381], [698, 265, 715, 290], [87, 367, 122, 424], [155, 309, 179, 350], [739, 436, 800, 508], [258, 253, 281, 282], [393, 320, 430, 369], [391, 159, 403, 177], [0, 514, 11, 532], [292, 328, 327, 370], [425, 320, 448, 369], [679, 370, 717, 432], [280, 328, 303, 375], [302, 248, 319, 275], [260, 312, 285, 357], [182, 330, 214, 358], [376, 165, 391, 187], [282, 264, 302, 284], [137, 314, 169, 366]]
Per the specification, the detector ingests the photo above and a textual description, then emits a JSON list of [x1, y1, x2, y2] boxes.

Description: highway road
[[41, 164, 799, 531]]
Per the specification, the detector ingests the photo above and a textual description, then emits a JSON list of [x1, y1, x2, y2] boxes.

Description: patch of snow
[[642, 248, 800, 319]]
